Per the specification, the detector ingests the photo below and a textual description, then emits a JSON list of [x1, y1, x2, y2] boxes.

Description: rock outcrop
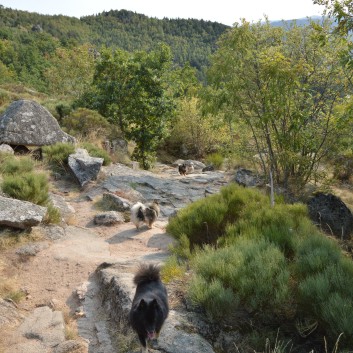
[[234, 168, 264, 187], [68, 148, 104, 188], [93, 211, 125, 226], [0, 196, 47, 229], [308, 192, 353, 239], [0, 100, 75, 146]]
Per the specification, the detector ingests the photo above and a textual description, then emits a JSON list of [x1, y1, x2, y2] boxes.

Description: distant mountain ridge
[[0, 5, 325, 88]]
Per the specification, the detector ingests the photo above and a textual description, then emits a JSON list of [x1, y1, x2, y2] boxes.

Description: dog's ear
[[138, 299, 147, 310]]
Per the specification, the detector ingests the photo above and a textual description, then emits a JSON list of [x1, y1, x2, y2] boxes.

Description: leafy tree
[[314, 0, 353, 34], [44, 44, 96, 98], [92, 44, 176, 169], [206, 19, 353, 190]]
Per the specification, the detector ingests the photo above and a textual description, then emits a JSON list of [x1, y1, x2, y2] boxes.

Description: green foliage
[[0, 6, 228, 91], [0, 156, 34, 175], [1, 172, 49, 205], [92, 44, 176, 169], [42, 143, 75, 166], [205, 153, 224, 169], [163, 97, 228, 159], [206, 19, 353, 189], [62, 108, 110, 138], [294, 234, 342, 279], [166, 195, 228, 248], [189, 275, 237, 320], [169, 184, 353, 349], [190, 238, 289, 317], [43, 203, 61, 224], [298, 259, 353, 345], [160, 255, 186, 283], [80, 142, 112, 166]]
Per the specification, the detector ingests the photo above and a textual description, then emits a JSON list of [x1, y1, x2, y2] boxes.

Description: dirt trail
[[1, 182, 174, 352]]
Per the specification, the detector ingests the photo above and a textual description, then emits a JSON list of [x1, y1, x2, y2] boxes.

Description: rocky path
[[1, 163, 231, 353]]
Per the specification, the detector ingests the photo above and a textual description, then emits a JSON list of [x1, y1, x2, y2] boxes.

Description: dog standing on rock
[[129, 264, 169, 353], [130, 200, 160, 230]]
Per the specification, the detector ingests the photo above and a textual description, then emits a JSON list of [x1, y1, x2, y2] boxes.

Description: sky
[[0, 0, 325, 26]]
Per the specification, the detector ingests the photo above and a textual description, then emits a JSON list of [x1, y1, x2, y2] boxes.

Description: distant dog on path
[[130, 200, 160, 230], [129, 264, 169, 353], [178, 163, 187, 176]]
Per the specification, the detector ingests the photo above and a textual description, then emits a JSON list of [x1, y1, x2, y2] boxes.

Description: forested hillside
[[0, 5, 229, 87]]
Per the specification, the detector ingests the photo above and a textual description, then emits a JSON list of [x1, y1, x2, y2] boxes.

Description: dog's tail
[[134, 264, 161, 285]]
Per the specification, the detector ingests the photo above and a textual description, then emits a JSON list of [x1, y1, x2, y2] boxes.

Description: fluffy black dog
[[178, 163, 187, 176], [129, 264, 169, 353]]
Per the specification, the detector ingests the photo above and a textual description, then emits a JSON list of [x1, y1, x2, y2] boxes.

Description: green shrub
[[190, 238, 290, 316], [161, 255, 186, 283], [298, 259, 353, 345], [80, 142, 112, 166], [43, 203, 61, 224], [295, 234, 342, 279], [42, 143, 75, 165], [205, 152, 224, 170], [1, 156, 35, 175], [1, 172, 49, 205], [62, 108, 110, 138], [166, 195, 228, 248]]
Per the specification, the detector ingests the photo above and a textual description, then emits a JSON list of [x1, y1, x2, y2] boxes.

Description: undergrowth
[[167, 183, 353, 351]]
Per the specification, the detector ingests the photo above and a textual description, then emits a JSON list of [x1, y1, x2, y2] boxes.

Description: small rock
[[93, 211, 125, 226]]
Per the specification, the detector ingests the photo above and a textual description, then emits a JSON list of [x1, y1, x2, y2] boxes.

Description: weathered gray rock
[[15, 242, 49, 256], [102, 192, 132, 211], [234, 168, 264, 187], [308, 192, 353, 240], [49, 192, 75, 223], [158, 311, 215, 353], [0, 143, 14, 154], [18, 306, 65, 348], [68, 148, 104, 188], [31, 224, 67, 241], [0, 196, 47, 229], [202, 165, 215, 172], [0, 100, 75, 146], [0, 299, 24, 328], [94, 211, 125, 226], [53, 340, 88, 353]]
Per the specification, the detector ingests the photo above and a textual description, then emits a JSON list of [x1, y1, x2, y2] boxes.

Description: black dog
[[178, 163, 187, 176], [129, 264, 169, 353]]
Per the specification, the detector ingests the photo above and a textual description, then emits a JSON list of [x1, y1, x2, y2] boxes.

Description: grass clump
[[43, 203, 61, 224], [205, 152, 224, 170], [0, 156, 35, 175], [1, 172, 49, 205], [190, 238, 289, 318], [42, 142, 75, 166], [80, 142, 112, 166], [161, 255, 186, 283]]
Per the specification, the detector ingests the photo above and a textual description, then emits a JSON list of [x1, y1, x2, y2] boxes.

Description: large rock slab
[[0, 196, 47, 229], [18, 306, 65, 348], [0, 100, 75, 146], [68, 148, 104, 188]]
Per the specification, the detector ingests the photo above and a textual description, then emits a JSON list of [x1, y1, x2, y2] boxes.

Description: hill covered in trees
[[0, 5, 229, 87]]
